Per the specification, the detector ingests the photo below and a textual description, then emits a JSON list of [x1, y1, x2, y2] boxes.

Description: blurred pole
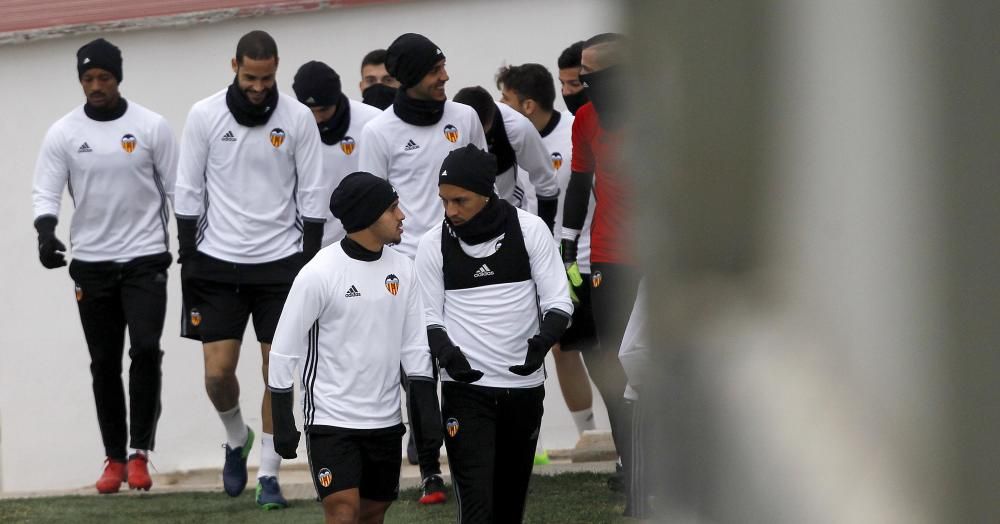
[[626, 0, 1000, 522]]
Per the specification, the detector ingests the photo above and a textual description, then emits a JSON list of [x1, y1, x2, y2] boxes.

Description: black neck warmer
[[392, 89, 445, 126], [318, 93, 351, 145], [362, 83, 397, 110], [539, 111, 561, 138], [562, 90, 589, 115], [84, 97, 128, 122], [446, 195, 512, 245], [341, 236, 382, 261], [226, 77, 279, 127], [486, 117, 516, 173], [580, 65, 623, 129]]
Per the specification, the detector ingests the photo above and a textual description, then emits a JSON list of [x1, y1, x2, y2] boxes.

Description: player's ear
[[231, 57, 239, 74]]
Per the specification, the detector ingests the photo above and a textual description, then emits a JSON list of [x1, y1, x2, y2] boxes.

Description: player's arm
[[174, 105, 209, 263], [510, 112, 559, 231], [400, 262, 443, 451], [358, 124, 390, 179], [561, 114, 595, 268], [32, 125, 70, 269], [152, 115, 179, 208], [510, 216, 573, 376], [268, 267, 325, 459], [295, 109, 326, 261]]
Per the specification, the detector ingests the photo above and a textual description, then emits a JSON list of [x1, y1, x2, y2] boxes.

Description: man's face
[[408, 59, 449, 102], [499, 86, 528, 118], [439, 184, 488, 226], [80, 68, 120, 109], [309, 105, 337, 124], [231, 56, 278, 106], [558, 67, 584, 96], [580, 46, 607, 75], [371, 199, 405, 245], [360, 63, 400, 91]]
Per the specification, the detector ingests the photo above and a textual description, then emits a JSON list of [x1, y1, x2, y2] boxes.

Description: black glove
[[509, 311, 571, 376], [269, 388, 300, 459], [428, 327, 483, 384], [176, 216, 198, 264], [303, 221, 324, 262], [560, 237, 578, 269], [35, 215, 67, 269]]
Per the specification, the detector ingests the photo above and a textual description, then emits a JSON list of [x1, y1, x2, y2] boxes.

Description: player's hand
[[438, 345, 484, 384], [34, 216, 67, 269], [560, 238, 578, 269], [565, 261, 583, 304], [273, 429, 301, 460], [509, 336, 551, 376]]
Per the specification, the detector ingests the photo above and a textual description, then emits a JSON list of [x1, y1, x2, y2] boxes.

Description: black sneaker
[[419, 474, 447, 505]]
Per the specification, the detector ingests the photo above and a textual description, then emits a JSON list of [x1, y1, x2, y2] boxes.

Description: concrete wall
[[0, 0, 620, 493]]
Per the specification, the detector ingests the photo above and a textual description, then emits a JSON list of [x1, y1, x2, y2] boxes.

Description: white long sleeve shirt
[[269, 241, 433, 429], [415, 207, 573, 388], [32, 101, 177, 262], [319, 100, 383, 246], [546, 111, 595, 273], [174, 89, 326, 264], [492, 102, 559, 212], [358, 102, 487, 258]]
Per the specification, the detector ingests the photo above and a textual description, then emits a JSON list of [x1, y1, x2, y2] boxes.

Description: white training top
[[269, 241, 433, 429], [415, 208, 573, 388], [546, 111, 595, 273], [358, 101, 487, 258], [492, 102, 559, 213], [319, 100, 383, 246], [32, 101, 178, 262], [174, 89, 326, 264]]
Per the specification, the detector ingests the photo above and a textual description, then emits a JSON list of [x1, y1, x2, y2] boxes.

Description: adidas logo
[[83, 57, 91, 64], [221, 131, 237, 142], [345, 285, 361, 298], [404, 139, 420, 151], [305, 96, 316, 104], [440, 170, 448, 177], [473, 264, 495, 278], [78, 142, 92, 153]]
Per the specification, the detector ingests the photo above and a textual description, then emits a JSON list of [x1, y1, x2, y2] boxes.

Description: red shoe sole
[[419, 491, 447, 505], [96, 482, 123, 494]]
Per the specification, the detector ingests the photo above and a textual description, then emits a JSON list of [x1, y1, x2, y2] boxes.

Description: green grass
[[0, 472, 630, 523]]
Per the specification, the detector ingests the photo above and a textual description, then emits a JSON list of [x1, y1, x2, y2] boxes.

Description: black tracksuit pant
[[69, 252, 170, 461], [587, 262, 641, 510], [441, 382, 544, 524]]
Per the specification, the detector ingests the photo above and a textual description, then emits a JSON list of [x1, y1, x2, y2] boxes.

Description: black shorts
[[306, 424, 406, 502], [180, 252, 303, 343], [561, 273, 598, 351]]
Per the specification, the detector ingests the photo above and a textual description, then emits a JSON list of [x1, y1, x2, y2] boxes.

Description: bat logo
[[121, 134, 137, 153], [340, 136, 356, 155], [446, 417, 460, 438], [443, 124, 459, 143], [75, 284, 83, 301], [385, 274, 400, 296], [551, 152, 563, 170], [317, 468, 333, 488], [591, 271, 603, 288], [270, 128, 286, 148], [190, 308, 202, 327]]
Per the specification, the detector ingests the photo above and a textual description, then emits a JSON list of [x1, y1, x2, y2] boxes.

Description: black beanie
[[385, 33, 445, 88], [77, 38, 123, 83], [453, 86, 497, 130], [439, 144, 497, 197], [293, 61, 342, 107], [330, 172, 398, 233]]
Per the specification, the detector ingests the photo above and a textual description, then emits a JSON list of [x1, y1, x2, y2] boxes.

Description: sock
[[218, 405, 248, 448], [571, 408, 596, 435], [257, 433, 281, 479], [129, 449, 149, 458]]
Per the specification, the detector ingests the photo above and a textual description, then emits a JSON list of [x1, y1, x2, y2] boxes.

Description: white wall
[[0, 0, 621, 493]]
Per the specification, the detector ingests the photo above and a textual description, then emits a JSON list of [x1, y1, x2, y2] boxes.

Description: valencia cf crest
[[591, 271, 603, 288], [121, 134, 137, 154], [270, 128, 286, 148], [443, 124, 459, 143], [551, 152, 563, 170], [340, 136, 356, 155], [190, 308, 202, 327], [385, 274, 400, 296], [317, 468, 333, 488], [75, 284, 83, 302], [446, 417, 460, 438]]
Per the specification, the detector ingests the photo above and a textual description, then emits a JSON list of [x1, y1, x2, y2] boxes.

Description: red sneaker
[[96, 458, 127, 494], [127, 453, 153, 491], [418, 474, 447, 505]]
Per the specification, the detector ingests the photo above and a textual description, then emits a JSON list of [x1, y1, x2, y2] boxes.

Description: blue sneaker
[[256, 475, 288, 510], [222, 426, 254, 497]]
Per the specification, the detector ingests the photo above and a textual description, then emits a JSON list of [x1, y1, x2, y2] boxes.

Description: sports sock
[[571, 408, 596, 435], [129, 449, 149, 457], [258, 433, 281, 479], [218, 405, 248, 448]]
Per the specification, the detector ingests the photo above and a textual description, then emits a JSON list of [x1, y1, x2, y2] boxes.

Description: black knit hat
[[77, 38, 123, 83], [439, 144, 497, 197], [330, 172, 398, 233], [293, 61, 342, 107], [385, 33, 445, 88]]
